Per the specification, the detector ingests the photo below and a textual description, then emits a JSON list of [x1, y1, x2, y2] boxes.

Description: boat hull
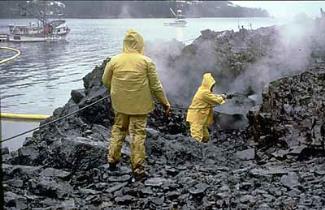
[[7, 34, 67, 42], [164, 22, 187, 27]]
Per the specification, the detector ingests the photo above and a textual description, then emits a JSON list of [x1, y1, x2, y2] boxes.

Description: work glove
[[220, 94, 227, 100], [163, 104, 171, 117]]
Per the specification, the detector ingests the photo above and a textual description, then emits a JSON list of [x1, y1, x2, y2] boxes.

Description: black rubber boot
[[108, 163, 117, 171], [132, 167, 147, 182]]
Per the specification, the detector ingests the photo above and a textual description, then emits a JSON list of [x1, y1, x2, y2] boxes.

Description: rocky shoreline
[[3, 19, 325, 209]]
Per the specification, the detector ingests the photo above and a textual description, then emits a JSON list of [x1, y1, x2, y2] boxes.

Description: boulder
[[236, 148, 255, 160]]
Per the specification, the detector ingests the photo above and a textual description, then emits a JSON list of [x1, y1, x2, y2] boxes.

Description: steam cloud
[[230, 17, 321, 99], [145, 15, 325, 108]]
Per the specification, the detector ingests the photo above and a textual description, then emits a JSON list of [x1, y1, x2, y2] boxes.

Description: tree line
[[0, 1, 269, 18]]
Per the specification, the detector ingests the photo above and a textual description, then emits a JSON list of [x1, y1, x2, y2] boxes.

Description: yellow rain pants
[[108, 112, 147, 172], [189, 124, 210, 143]]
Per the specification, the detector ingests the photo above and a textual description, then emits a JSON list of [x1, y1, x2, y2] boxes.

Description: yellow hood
[[201, 73, 216, 90], [123, 29, 144, 54]]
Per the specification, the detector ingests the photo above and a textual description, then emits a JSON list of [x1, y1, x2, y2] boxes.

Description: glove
[[164, 104, 171, 117], [220, 94, 227, 100]]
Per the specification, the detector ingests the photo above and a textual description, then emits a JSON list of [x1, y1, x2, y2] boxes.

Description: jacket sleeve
[[202, 91, 225, 106], [147, 60, 170, 106], [102, 60, 113, 91]]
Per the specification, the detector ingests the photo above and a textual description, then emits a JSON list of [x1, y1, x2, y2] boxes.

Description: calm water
[[0, 18, 286, 150]]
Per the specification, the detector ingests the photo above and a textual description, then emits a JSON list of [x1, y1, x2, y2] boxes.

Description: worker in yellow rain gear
[[186, 73, 226, 143], [102, 29, 170, 179]]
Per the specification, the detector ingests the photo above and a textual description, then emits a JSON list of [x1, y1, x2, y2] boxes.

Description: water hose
[[0, 47, 21, 64], [1, 94, 225, 143], [0, 113, 50, 120], [0, 95, 110, 143]]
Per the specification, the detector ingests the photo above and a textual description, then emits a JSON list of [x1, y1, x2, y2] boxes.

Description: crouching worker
[[186, 73, 226, 143], [102, 29, 170, 179]]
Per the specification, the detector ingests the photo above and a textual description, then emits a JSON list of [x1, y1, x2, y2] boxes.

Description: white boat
[[8, 20, 70, 42], [164, 19, 187, 27], [164, 8, 187, 27], [6, 1, 70, 42]]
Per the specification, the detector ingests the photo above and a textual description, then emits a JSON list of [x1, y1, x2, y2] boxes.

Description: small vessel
[[5, 1, 70, 42], [164, 8, 187, 27]]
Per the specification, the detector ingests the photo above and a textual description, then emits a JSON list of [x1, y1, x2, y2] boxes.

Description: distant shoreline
[[0, 16, 272, 20]]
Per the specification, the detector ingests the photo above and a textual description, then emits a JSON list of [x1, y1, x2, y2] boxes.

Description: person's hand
[[164, 104, 171, 117], [220, 94, 227, 100]]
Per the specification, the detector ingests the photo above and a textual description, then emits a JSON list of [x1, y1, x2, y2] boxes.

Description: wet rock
[[146, 128, 160, 139], [40, 168, 71, 179], [150, 197, 165, 206], [239, 182, 253, 191], [3, 164, 41, 178], [4, 191, 28, 210], [94, 182, 109, 190], [144, 177, 167, 187], [108, 174, 131, 182], [71, 89, 85, 104], [140, 187, 154, 196], [166, 166, 178, 176], [250, 167, 288, 177], [115, 195, 134, 205], [17, 146, 40, 164], [281, 172, 300, 189], [216, 192, 230, 199], [105, 182, 128, 194], [314, 170, 325, 176], [50, 137, 107, 170], [248, 67, 325, 160], [30, 178, 73, 199], [166, 191, 181, 200], [288, 145, 307, 156], [256, 203, 273, 210], [188, 183, 209, 196], [2, 147, 9, 154], [79, 188, 99, 195], [58, 199, 76, 209], [240, 195, 256, 204], [287, 188, 301, 197], [100, 164, 132, 176], [271, 149, 289, 159], [236, 148, 255, 160], [88, 124, 109, 141]]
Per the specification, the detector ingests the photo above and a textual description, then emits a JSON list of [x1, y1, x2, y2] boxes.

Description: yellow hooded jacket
[[102, 29, 170, 115], [186, 73, 225, 126]]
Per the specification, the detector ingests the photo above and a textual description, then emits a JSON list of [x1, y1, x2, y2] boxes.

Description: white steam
[[230, 17, 319, 96], [145, 15, 325, 108], [118, 4, 131, 18]]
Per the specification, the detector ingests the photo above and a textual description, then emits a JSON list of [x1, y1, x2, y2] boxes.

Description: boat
[[164, 8, 187, 27], [5, 1, 70, 42]]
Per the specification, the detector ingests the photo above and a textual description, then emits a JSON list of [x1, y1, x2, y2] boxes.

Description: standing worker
[[102, 29, 171, 179], [186, 73, 227, 143]]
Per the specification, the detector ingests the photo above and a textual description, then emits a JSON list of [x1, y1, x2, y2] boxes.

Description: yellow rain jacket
[[102, 29, 170, 115], [186, 73, 225, 126]]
